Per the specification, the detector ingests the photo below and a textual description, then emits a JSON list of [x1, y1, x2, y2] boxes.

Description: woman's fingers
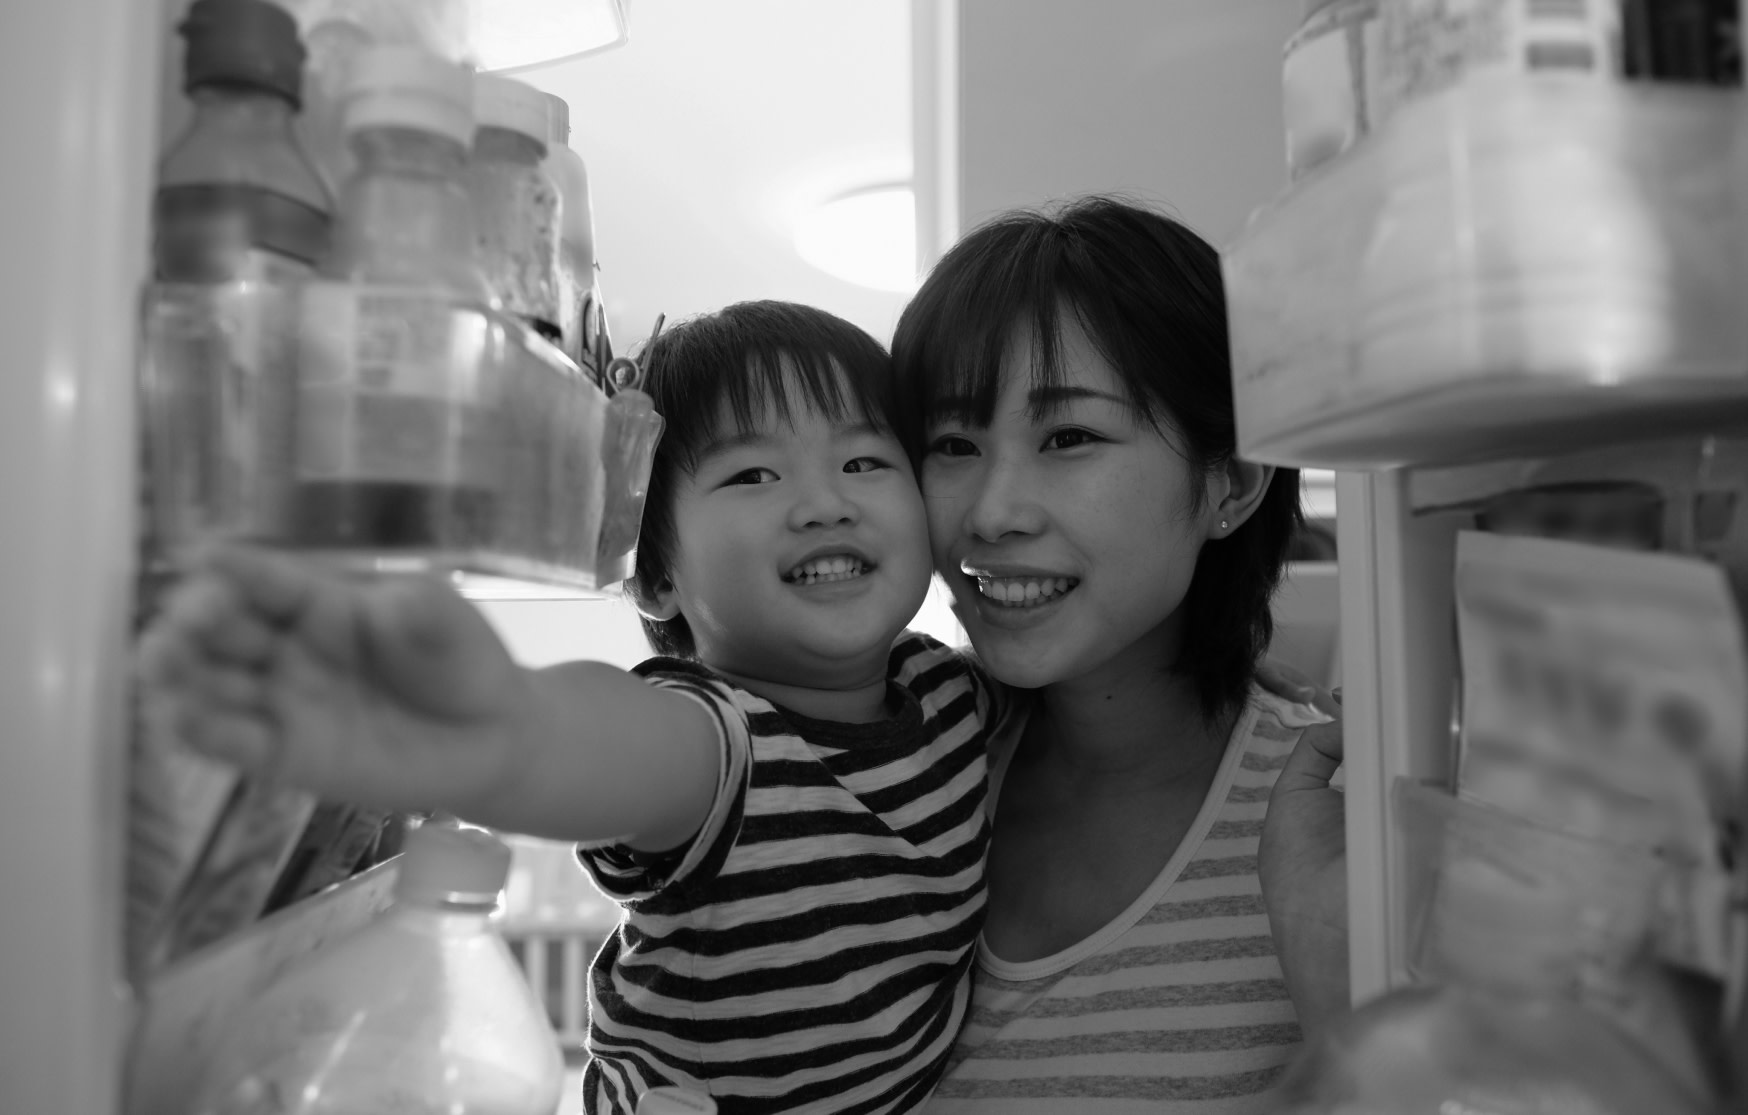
[[1274, 719, 1344, 797]]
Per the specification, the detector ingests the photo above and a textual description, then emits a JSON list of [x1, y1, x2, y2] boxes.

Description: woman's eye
[[724, 467, 778, 486], [928, 434, 978, 458], [1043, 428, 1098, 451], [843, 457, 889, 474]]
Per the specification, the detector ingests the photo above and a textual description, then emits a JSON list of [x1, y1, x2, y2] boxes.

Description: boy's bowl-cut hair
[[630, 300, 900, 659], [890, 195, 1304, 720]]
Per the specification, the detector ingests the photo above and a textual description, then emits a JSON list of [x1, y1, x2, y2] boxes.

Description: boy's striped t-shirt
[[577, 631, 999, 1115], [922, 689, 1321, 1114]]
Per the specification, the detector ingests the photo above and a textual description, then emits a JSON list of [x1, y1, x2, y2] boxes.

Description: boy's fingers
[[197, 544, 323, 627], [182, 707, 276, 772], [188, 662, 267, 713]]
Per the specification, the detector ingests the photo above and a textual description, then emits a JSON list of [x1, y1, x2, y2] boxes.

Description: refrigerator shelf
[[139, 281, 661, 594], [1225, 79, 1748, 471]]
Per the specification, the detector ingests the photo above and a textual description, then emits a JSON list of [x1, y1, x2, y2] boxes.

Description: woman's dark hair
[[890, 195, 1303, 720], [629, 300, 898, 658]]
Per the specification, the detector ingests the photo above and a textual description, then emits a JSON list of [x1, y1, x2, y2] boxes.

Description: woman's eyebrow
[[1028, 385, 1127, 409]]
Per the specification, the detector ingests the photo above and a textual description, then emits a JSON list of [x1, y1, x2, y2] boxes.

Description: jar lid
[[544, 91, 572, 147], [180, 0, 307, 106], [341, 44, 475, 148], [393, 823, 512, 906], [475, 74, 551, 147]]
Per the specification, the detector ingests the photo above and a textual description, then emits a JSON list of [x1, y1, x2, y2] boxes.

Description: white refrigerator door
[[0, 0, 159, 1110]]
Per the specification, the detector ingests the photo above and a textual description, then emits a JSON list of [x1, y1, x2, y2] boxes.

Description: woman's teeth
[[974, 576, 1077, 607], [787, 556, 867, 584]]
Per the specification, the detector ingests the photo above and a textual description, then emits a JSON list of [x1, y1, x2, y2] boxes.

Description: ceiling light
[[794, 185, 917, 293], [472, 0, 630, 74]]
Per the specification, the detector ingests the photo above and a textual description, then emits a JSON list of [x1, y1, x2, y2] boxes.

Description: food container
[[139, 280, 647, 593]]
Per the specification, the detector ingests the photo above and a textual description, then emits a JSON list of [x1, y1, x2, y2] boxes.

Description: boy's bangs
[[661, 340, 893, 475]]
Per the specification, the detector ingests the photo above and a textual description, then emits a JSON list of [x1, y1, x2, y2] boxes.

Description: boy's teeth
[[974, 576, 1077, 607], [789, 556, 867, 583]]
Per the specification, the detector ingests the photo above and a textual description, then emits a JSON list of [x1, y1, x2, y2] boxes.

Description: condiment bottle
[[543, 91, 598, 369], [470, 74, 563, 343], [155, 0, 332, 282], [189, 825, 564, 1115], [293, 45, 501, 550]]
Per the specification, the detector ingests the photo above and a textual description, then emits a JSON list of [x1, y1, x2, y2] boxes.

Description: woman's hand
[[1260, 709, 1350, 1046]]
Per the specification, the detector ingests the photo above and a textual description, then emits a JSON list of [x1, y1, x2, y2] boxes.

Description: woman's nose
[[961, 458, 1045, 542]]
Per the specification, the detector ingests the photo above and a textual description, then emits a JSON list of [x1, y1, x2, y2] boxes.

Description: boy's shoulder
[[887, 628, 983, 682]]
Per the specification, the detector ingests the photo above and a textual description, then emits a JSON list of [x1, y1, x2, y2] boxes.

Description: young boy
[[139, 301, 1003, 1114]]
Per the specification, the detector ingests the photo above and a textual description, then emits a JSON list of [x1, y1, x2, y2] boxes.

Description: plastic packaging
[[1280, 0, 1378, 180], [189, 825, 564, 1115], [154, 0, 332, 282], [1271, 780, 1718, 1114], [470, 75, 562, 342], [1453, 530, 1748, 979], [1370, 0, 1620, 129], [543, 92, 598, 371]]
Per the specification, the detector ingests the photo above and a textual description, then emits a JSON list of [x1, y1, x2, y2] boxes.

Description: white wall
[[956, 0, 1302, 247]]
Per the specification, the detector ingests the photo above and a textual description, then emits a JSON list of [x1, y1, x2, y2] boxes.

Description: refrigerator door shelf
[[139, 280, 652, 596], [1225, 78, 1748, 471]]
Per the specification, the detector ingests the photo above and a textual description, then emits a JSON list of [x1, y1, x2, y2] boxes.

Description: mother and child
[[140, 195, 1347, 1114]]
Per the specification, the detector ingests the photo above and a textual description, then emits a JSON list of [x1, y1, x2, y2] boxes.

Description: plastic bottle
[[155, 0, 333, 282], [189, 824, 564, 1115], [470, 74, 563, 342], [318, 47, 490, 300], [542, 91, 598, 369], [292, 45, 502, 551]]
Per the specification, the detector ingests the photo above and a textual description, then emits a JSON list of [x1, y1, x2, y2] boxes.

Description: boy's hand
[[137, 545, 532, 816]]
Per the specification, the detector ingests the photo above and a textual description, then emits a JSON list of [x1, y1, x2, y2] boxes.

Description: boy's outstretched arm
[[137, 544, 720, 852]]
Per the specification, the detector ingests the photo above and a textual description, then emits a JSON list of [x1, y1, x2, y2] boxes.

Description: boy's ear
[[625, 573, 682, 622]]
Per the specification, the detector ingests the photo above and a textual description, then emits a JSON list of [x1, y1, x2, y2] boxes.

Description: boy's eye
[[1043, 428, 1098, 451], [724, 467, 778, 486], [928, 434, 978, 458], [843, 456, 889, 474]]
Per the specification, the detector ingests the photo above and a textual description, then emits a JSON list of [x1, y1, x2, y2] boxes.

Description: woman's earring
[[1219, 519, 1228, 531]]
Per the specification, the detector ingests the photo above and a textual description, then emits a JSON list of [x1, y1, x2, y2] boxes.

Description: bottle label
[[153, 183, 329, 283], [295, 284, 502, 488], [1374, 0, 1620, 120]]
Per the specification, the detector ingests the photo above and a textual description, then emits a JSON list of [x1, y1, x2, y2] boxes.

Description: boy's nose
[[789, 474, 858, 530]]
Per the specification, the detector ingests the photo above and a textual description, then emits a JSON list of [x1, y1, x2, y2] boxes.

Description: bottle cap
[[475, 74, 551, 148], [393, 823, 512, 907], [341, 44, 475, 148], [180, 0, 307, 106], [544, 91, 572, 146]]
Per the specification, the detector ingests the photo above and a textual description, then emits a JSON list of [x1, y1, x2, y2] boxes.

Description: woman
[[892, 196, 1347, 1112]]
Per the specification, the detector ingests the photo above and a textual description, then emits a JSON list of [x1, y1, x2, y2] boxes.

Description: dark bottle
[[154, 0, 332, 281]]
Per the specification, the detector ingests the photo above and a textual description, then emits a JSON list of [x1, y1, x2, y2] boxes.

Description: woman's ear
[[624, 573, 682, 622], [1208, 457, 1275, 540]]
